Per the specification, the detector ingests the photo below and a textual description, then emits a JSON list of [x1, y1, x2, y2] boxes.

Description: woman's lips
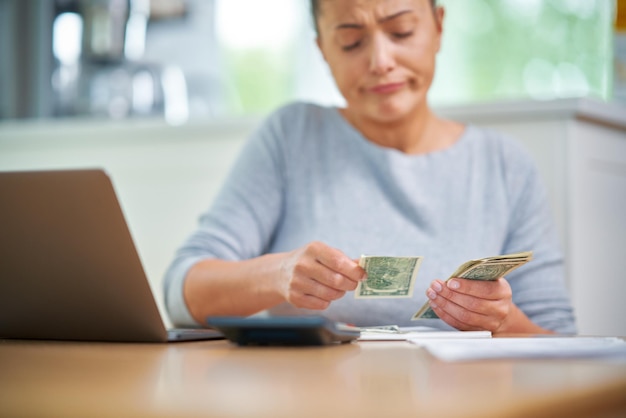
[[369, 81, 405, 94]]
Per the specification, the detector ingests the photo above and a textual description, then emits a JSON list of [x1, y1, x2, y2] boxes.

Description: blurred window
[[430, 0, 613, 105], [214, 0, 613, 117]]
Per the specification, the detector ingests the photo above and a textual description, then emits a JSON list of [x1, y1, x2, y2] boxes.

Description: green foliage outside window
[[432, 0, 613, 104], [217, 0, 614, 116]]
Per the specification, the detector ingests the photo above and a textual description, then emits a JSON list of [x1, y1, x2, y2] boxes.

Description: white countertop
[[1, 97, 625, 145], [435, 97, 626, 130]]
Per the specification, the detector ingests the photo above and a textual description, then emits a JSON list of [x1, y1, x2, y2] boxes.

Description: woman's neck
[[340, 105, 463, 155]]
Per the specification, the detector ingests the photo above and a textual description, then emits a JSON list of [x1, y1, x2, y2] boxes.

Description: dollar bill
[[355, 255, 423, 299], [411, 251, 533, 320]]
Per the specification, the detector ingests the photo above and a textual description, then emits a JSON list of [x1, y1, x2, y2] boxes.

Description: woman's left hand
[[425, 277, 515, 333]]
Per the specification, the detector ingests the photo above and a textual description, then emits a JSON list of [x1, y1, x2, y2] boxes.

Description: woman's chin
[[365, 99, 419, 124]]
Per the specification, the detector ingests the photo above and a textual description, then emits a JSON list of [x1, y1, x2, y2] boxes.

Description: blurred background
[[1, 0, 625, 335], [0, 0, 620, 123]]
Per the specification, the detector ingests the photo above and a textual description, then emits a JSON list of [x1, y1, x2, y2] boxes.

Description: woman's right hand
[[277, 241, 367, 310]]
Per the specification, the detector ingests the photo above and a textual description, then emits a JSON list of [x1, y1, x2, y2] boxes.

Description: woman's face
[[316, 0, 443, 124]]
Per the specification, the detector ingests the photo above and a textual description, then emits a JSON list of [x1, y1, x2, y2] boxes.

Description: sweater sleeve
[[500, 141, 577, 334], [162, 106, 290, 327]]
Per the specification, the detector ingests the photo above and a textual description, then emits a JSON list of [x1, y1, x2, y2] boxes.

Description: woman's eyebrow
[[379, 9, 413, 23], [334, 10, 413, 30], [335, 23, 363, 30]]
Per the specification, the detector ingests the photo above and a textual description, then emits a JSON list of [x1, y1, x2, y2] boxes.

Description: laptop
[[0, 169, 223, 342]]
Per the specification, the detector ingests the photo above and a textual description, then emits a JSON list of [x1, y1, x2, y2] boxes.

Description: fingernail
[[427, 289, 437, 300], [432, 281, 443, 292], [447, 280, 460, 290], [361, 273, 368, 282], [429, 300, 438, 308]]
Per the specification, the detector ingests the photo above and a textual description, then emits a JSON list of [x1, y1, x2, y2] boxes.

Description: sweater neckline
[[328, 106, 471, 160]]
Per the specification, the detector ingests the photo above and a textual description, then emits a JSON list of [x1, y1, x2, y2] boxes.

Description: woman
[[163, 0, 576, 334]]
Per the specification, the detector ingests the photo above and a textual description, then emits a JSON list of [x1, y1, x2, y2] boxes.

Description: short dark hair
[[310, 0, 437, 36]]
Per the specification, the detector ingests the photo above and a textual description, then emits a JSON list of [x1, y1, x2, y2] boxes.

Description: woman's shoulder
[[253, 101, 341, 148], [246, 101, 341, 155]]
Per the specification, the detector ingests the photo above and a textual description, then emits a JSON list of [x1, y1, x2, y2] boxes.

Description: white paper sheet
[[410, 337, 626, 361], [358, 326, 491, 341]]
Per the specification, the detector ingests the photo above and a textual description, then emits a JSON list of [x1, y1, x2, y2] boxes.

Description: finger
[[428, 279, 491, 315], [311, 260, 362, 291], [426, 279, 510, 331], [291, 252, 359, 292], [310, 242, 366, 283], [288, 291, 332, 310], [445, 277, 511, 300], [290, 266, 346, 301], [429, 279, 509, 318], [428, 300, 484, 331], [428, 297, 497, 331]]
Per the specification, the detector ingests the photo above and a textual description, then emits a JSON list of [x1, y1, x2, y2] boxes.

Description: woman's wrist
[[496, 303, 554, 335]]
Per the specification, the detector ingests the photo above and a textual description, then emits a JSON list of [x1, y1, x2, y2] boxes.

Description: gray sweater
[[164, 102, 577, 333]]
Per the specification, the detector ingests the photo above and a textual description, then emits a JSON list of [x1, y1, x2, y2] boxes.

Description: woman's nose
[[368, 34, 395, 75]]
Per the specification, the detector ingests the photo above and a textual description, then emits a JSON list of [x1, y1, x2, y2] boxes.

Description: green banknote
[[411, 251, 533, 320], [355, 255, 423, 299]]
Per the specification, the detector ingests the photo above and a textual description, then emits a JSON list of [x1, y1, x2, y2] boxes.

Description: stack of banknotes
[[355, 251, 533, 321], [411, 251, 533, 320]]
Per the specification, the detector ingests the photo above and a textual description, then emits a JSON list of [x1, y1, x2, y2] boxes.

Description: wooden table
[[1, 338, 625, 418]]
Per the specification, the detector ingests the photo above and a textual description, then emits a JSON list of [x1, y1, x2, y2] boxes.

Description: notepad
[[411, 337, 626, 361]]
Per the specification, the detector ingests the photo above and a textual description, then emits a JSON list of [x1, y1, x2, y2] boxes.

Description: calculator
[[206, 315, 361, 346]]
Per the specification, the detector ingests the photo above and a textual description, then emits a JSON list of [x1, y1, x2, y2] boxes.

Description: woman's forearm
[[183, 253, 288, 323], [182, 241, 366, 324]]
